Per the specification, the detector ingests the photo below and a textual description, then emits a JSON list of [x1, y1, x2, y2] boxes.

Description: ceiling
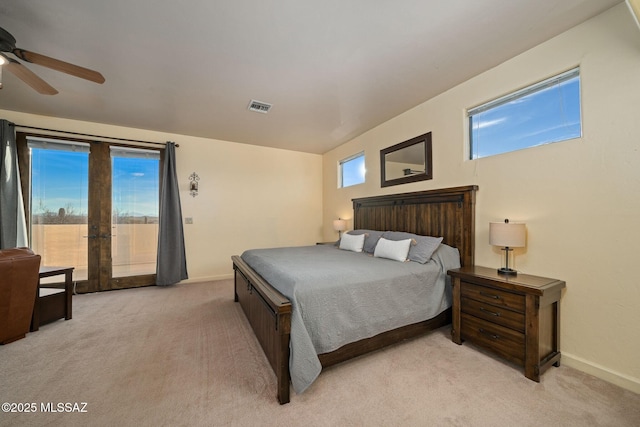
[[0, 0, 623, 154]]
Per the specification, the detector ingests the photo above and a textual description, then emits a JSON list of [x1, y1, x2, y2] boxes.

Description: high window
[[468, 68, 581, 159], [339, 152, 365, 188]]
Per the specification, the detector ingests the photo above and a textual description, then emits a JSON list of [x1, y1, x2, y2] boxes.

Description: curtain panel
[[0, 120, 28, 249], [156, 141, 188, 285]]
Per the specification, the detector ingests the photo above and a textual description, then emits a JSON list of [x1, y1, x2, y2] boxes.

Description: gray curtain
[[0, 120, 28, 249], [156, 141, 188, 285]]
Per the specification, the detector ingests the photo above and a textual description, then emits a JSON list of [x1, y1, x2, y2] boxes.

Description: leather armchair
[[0, 248, 41, 344]]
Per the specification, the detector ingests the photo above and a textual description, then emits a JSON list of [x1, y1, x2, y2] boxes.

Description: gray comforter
[[240, 243, 460, 394]]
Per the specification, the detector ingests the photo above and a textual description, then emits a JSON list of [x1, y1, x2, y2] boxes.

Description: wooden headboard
[[352, 185, 478, 267]]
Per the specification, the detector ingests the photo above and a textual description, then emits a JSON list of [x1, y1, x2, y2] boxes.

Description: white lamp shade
[[489, 221, 526, 248], [333, 219, 347, 232]]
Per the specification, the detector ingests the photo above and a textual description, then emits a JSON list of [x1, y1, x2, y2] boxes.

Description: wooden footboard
[[232, 255, 292, 404]]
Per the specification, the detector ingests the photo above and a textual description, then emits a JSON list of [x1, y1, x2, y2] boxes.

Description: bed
[[232, 185, 478, 404]]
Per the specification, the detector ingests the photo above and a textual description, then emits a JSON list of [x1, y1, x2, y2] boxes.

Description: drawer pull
[[479, 307, 501, 317], [479, 291, 501, 300], [479, 328, 500, 340]]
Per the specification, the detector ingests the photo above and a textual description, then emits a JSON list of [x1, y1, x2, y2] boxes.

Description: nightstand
[[448, 266, 565, 382]]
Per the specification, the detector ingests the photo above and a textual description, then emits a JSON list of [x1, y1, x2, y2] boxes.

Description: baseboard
[[562, 352, 640, 394], [180, 273, 234, 284]]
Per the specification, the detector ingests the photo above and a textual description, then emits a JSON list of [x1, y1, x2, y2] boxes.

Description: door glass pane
[[29, 142, 89, 281], [111, 147, 160, 277]]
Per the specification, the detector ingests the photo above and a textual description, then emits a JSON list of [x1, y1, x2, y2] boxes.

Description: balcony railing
[[31, 224, 158, 281]]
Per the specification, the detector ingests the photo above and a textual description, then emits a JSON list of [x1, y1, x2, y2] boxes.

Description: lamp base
[[497, 267, 518, 276]]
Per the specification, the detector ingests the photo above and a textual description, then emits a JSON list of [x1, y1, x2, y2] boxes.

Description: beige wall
[[323, 4, 640, 392], [1, 110, 324, 282]]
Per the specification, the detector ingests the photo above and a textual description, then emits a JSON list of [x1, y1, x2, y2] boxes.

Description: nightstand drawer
[[461, 297, 525, 333], [461, 313, 525, 366], [461, 282, 525, 312]]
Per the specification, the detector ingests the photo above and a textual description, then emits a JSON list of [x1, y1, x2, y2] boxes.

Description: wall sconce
[[489, 219, 526, 275], [333, 218, 347, 238], [189, 172, 199, 197]]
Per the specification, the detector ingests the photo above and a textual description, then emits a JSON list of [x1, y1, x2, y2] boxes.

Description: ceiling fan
[[0, 26, 105, 95]]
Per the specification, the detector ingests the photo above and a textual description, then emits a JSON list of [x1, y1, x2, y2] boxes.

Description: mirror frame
[[380, 132, 432, 188]]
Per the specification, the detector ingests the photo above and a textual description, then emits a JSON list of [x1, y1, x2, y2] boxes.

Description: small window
[[339, 152, 365, 188], [468, 68, 581, 159]]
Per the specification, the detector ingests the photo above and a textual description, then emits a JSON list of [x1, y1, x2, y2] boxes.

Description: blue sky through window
[[31, 149, 89, 217], [470, 72, 581, 159], [112, 157, 159, 217], [31, 149, 159, 218], [341, 153, 365, 187]]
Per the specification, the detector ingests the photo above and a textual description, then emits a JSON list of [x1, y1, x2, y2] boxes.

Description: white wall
[[1, 110, 324, 282], [323, 3, 640, 392]]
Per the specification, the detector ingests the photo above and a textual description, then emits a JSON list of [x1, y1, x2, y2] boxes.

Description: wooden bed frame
[[232, 185, 478, 404]]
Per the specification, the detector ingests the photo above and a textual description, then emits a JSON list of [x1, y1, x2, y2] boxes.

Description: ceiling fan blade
[[12, 48, 105, 84], [3, 56, 58, 95]]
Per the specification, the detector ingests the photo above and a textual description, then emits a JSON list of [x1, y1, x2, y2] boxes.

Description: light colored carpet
[[1, 280, 638, 427]]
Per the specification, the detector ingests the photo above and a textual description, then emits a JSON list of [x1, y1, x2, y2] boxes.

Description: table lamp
[[333, 218, 347, 238], [489, 219, 526, 275]]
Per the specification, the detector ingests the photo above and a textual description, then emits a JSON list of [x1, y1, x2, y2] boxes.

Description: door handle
[[83, 235, 98, 239], [100, 234, 114, 239]]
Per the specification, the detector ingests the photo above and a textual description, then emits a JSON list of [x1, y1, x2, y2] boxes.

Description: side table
[[31, 266, 74, 331], [448, 265, 565, 381]]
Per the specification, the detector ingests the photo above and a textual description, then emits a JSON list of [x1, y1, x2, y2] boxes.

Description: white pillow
[[339, 232, 365, 252], [373, 237, 412, 262]]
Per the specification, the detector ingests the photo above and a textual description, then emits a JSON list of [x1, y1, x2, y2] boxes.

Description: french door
[[17, 133, 161, 293]]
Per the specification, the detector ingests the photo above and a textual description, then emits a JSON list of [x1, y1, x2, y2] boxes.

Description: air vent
[[248, 99, 272, 114]]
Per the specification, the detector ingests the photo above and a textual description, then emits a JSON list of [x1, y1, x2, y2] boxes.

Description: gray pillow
[[382, 231, 443, 263], [347, 229, 384, 254]]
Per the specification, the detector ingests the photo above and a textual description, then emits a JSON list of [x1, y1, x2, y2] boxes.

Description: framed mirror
[[380, 132, 432, 187]]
